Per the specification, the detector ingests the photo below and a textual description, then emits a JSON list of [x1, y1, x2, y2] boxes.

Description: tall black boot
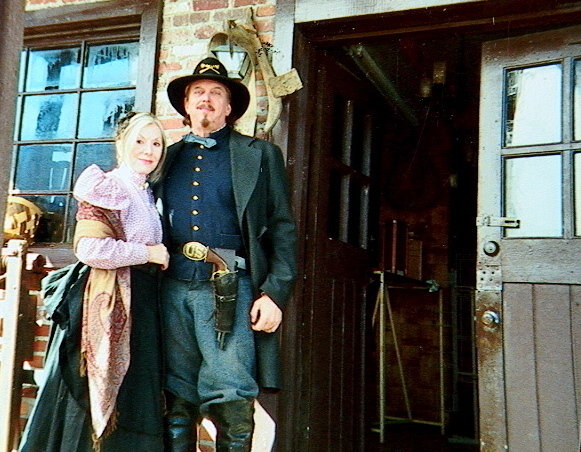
[[207, 400, 255, 452], [165, 393, 199, 452]]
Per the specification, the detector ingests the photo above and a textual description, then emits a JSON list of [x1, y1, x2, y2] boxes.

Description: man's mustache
[[197, 102, 215, 111]]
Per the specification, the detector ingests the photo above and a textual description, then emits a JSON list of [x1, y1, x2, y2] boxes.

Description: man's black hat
[[167, 57, 250, 121]]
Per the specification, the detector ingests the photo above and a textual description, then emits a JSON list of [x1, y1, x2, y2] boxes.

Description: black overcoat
[[155, 129, 297, 390]]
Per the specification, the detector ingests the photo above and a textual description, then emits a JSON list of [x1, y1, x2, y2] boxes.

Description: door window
[[504, 64, 562, 147], [504, 154, 562, 237], [501, 58, 579, 238]]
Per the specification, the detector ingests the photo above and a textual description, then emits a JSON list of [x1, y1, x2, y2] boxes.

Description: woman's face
[[127, 123, 163, 175]]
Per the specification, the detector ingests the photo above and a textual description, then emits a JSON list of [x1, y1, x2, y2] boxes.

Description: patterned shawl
[[73, 201, 131, 445]]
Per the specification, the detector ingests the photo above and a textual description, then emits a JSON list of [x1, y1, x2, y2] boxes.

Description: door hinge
[[476, 216, 520, 228]]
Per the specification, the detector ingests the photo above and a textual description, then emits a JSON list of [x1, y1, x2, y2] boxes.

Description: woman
[[19, 112, 170, 452]]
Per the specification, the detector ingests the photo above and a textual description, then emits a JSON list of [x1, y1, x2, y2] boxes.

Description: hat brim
[[167, 73, 250, 122]]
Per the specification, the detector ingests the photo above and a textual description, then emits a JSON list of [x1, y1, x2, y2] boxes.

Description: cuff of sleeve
[[136, 244, 150, 264]]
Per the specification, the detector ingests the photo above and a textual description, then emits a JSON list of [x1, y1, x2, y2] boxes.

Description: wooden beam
[[0, 0, 24, 246]]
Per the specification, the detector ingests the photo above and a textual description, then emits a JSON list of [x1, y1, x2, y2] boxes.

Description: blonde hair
[[115, 112, 167, 183]]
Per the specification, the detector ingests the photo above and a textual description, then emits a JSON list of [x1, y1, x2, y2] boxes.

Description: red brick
[[161, 118, 186, 130], [21, 386, 38, 399], [234, 0, 266, 6], [33, 339, 47, 353], [198, 445, 215, 452], [159, 62, 184, 74], [199, 422, 213, 441], [254, 19, 274, 34], [195, 25, 219, 39], [256, 5, 275, 17], [193, 0, 227, 11], [35, 324, 50, 337], [27, 355, 45, 369]]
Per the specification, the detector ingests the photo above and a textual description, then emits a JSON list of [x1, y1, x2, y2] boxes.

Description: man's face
[[184, 79, 232, 133]]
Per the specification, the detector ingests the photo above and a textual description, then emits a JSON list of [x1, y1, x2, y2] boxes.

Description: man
[[158, 56, 297, 452]]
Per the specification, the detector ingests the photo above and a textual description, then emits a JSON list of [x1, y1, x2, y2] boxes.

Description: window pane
[[504, 155, 562, 237], [15, 144, 72, 191], [83, 42, 139, 88], [505, 64, 562, 147], [575, 60, 581, 141], [22, 194, 68, 242], [74, 142, 116, 182], [25, 48, 80, 91], [573, 152, 581, 236], [77, 89, 135, 138], [20, 93, 78, 140]]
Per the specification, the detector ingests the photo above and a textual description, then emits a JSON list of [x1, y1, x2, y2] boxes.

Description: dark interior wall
[[370, 34, 480, 434], [0, 0, 25, 243]]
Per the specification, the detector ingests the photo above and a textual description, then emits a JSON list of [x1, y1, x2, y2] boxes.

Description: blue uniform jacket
[[154, 129, 297, 390]]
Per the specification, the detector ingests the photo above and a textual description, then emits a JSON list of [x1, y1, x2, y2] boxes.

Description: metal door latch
[[476, 216, 520, 228]]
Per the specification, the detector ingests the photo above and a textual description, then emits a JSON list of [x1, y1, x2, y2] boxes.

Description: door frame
[[277, 2, 581, 449]]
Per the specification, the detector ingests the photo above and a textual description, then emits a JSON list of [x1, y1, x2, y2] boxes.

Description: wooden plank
[[475, 290, 508, 451], [294, 0, 483, 23], [535, 284, 578, 451], [504, 283, 541, 452], [502, 240, 581, 284], [0, 240, 26, 452], [572, 286, 581, 437]]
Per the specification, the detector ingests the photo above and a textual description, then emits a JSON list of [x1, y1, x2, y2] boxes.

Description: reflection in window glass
[[20, 93, 78, 140], [22, 194, 68, 242], [505, 155, 562, 237], [74, 143, 116, 182], [78, 89, 135, 138], [573, 152, 581, 236], [83, 42, 139, 88], [505, 64, 562, 147], [25, 48, 80, 91], [13, 40, 138, 243], [15, 144, 72, 191], [575, 60, 581, 141]]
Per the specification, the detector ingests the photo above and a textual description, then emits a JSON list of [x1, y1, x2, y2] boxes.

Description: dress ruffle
[[73, 165, 132, 210]]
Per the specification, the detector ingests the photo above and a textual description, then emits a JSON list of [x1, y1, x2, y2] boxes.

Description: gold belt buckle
[[182, 241, 208, 261]]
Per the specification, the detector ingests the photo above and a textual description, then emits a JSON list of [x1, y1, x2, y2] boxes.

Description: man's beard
[[200, 114, 210, 128]]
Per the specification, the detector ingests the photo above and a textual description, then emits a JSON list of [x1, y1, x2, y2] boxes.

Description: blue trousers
[[161, 275, 258, 415]]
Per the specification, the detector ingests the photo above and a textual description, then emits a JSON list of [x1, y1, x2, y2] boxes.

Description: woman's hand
[[147, 243, 170, 270]]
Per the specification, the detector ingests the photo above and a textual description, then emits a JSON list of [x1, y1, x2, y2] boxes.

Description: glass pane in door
[[504, 64, 562, 147], [504, 154, 562, 237]]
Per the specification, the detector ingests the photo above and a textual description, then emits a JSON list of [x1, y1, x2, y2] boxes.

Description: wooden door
[[297, 50, 378, 451], [477, 25, 581, 452]]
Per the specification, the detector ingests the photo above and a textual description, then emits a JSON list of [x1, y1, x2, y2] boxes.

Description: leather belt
[[172, 242, 247, 271]]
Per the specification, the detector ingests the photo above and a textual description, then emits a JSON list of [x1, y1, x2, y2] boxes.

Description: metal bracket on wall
[[476, 264, 502, 291]]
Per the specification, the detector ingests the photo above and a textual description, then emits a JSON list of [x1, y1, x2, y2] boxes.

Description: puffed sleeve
[[73, 164, 130, 210]]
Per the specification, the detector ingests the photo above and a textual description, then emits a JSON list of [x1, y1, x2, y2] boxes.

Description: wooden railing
[[0, 240, 46, 452]]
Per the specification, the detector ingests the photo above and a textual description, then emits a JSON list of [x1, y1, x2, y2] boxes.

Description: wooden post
[[0, 0, 25, 243], [0, 240, 27, 452]]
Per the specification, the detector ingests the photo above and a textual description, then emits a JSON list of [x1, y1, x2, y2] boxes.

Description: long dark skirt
[[19, 266, 164, 452]]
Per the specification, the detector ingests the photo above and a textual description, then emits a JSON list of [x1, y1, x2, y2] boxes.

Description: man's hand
[[250, 294, 282, 333]]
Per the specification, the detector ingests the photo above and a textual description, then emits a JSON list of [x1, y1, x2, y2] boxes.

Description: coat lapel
[[230, 131, 262, 223]]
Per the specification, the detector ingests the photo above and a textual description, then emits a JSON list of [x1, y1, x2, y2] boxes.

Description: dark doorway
[[285, 26, 481, 452]]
